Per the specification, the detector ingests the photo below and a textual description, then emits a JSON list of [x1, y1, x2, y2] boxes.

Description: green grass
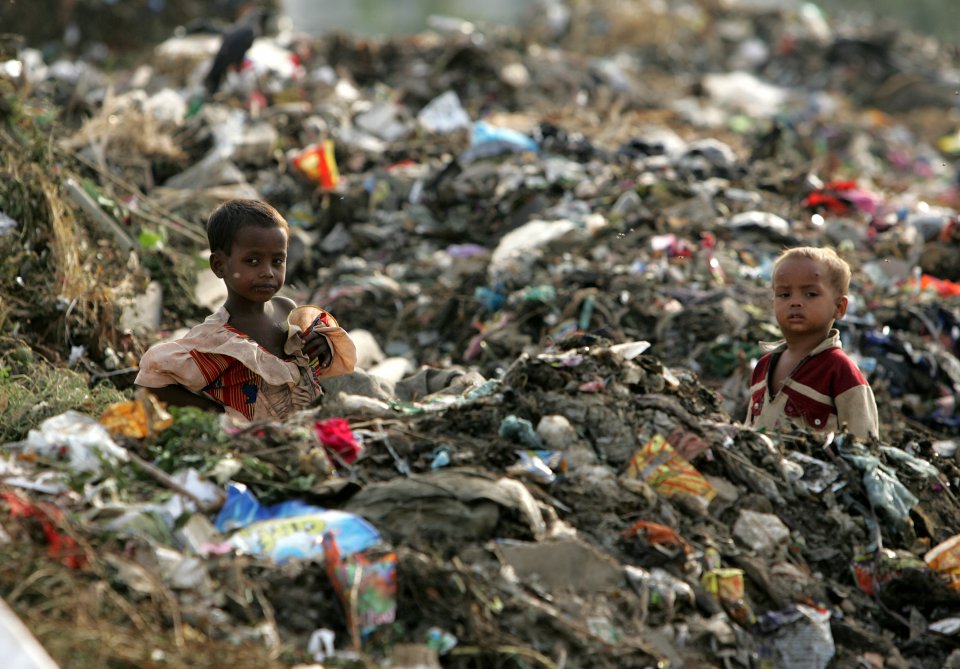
[[0, 345, 129, 443]]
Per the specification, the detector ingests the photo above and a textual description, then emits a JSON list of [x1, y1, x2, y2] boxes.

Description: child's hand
[[302, 330, 333, 367]]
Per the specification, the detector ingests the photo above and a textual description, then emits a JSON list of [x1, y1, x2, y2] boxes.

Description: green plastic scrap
[[863, 465, 918, 524], [843, 449, 919, 524], [879, 446, 941, 479], [578, 295, 595, 330], [387, 400, 427, 416], [522, 285, 557, 303], [464, 378, 500, 400], [498, 415, 543, 449]]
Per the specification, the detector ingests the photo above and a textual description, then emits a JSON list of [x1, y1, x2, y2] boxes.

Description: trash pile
[[2, 1, 960, 667]]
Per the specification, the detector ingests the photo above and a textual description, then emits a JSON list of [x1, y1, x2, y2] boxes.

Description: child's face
[[772, 256, 847, 340], [210, 225, 288, 305]]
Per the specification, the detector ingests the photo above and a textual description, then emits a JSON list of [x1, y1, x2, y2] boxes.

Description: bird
[[204, 7, 269, 96]]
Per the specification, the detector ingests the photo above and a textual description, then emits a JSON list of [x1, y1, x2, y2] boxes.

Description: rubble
[[2, 1, 960, 668]]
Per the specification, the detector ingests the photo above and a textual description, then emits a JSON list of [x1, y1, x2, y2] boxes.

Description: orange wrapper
[[925, 534, 960, 590], [99, 390, 173, 439]]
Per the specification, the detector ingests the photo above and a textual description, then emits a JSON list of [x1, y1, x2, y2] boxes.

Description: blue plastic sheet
[[471, 120, 539, 153], [215, 481, 317, 532]]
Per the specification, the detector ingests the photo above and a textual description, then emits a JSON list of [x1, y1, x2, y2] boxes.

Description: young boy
[[135, 199, 356, 422], [744, 246, 879, 440]]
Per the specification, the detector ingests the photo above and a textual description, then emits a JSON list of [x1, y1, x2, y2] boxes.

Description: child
[[135, 199, 356, 422], [744, 246, 878, 440]]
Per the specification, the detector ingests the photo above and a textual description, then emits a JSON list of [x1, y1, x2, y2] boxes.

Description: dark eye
[[246, 258, 259, 265], [273, 258, 286, 266]]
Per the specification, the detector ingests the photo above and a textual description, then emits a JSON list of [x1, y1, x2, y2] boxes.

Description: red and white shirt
[[745, 329, 879, 440]]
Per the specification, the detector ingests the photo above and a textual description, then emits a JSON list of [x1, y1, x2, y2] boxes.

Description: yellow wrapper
[[702, 568, 745, 602], [625, 433, 717, 502]]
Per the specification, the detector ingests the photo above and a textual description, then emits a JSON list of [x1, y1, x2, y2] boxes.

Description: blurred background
[[283, 0, 957, 42], [0, 0, 956, 59]]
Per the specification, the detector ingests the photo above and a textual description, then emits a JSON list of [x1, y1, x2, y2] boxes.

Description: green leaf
[[138, 228, 165, 250]]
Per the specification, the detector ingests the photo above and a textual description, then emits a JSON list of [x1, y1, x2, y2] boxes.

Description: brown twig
[[125, 450, 218, 512]]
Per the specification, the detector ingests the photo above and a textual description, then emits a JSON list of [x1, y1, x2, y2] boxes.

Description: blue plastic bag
[[214, 482, 381, 564]]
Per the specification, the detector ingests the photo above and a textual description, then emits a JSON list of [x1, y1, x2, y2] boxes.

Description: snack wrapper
[[323, 532, 397, 648], [625, 434, 716, 503], [925, 534, 960, 590], [213, 482, 380, 564], [290, 140, 340, 189], [225, 510, 380, 564]]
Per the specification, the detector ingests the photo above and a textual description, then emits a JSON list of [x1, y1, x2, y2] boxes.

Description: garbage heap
[[2, 1, 960, 668]]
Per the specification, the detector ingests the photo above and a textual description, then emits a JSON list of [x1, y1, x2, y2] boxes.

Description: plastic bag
[[498, 415, 544, 449], [879, 446, 941, 479], [842, 450, 918, 526], [2, 491, 85, 568], [506, 449, 564, 485], [215, 481, 317, 532], [862, 465, 918, 525], [224, 510, 381, 564], [25, 410, 128, 476], [925, 534, 960, 590], [733, 509, 790, 557], [213, 482, 381, 564], [784, 452, 840, 494], [624, 434, 716, 513], [417, 90, 471, 134], [756, 605, 835, 669], [323, 532, 397, 647]]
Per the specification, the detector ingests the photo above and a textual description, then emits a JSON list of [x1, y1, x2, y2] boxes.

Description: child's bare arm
[[136, 384, 224, 413], [301, 330, 333, 367]]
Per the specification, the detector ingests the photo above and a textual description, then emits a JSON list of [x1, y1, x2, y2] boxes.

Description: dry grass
[[0, 510, 293, 669], [61, 88, 185, 165], [563, 0, 709, 55], [1, 88, 150, 368], [0, 342, 129, 442]]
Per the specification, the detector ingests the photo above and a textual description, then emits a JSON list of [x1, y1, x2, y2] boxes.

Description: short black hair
[[206, 199, 289, 254]]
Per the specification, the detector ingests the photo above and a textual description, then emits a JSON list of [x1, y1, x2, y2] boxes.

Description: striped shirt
[[136, 305, 356, 422], [745, 329, 879, 440]]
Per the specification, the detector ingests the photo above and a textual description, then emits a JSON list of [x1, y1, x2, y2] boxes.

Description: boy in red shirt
[[745, 247, 878, 440]]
